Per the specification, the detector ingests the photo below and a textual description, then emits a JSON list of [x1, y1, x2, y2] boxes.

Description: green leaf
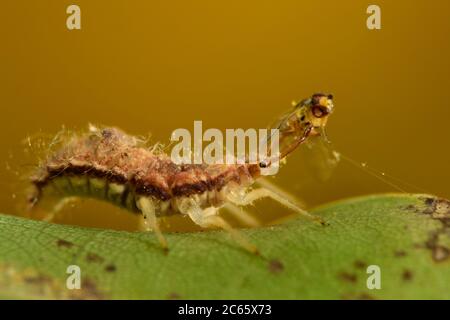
[[0, 193, 449, 299]]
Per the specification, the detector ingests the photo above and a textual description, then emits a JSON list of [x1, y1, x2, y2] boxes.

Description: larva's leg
[[137, 197, 168, 251], [228, 188, 326, 226], [256, 177, 306, 208], [179, 199, 259, 255], [224, 203, 260, 227]]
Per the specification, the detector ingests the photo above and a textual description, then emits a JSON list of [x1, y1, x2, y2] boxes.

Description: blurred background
[[0, 0, 449, 231]]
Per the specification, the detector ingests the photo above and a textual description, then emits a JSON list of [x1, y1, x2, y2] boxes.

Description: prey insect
[[27, 93, 335, 255]]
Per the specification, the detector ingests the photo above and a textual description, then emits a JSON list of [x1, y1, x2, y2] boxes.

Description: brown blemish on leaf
[[23, 273, 52, 285], [268, 259, 284, 274], [338, 271, 357, 283], [417, 197, 450, 263], [80, 278, 104, 300], [424, 197, 435, 207], [402, 269, 413, 281], [353, 260, 367, 270], [56, 239, 74, 248], [86, 253, 105, 264], [0, 264, 107, 300], [394, 250, 407, 257], [341, 292, 375, 300], [167, 292, 182, 300], [430, 246, 449, 262], [358, 293, 375, 300], [104, 264, 117, 272]]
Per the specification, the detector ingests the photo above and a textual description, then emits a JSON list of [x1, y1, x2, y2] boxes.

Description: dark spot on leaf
[[394, 250, 407, 257], [424, 197, 435, 206], [341, 292, 375, 300], [431, 246, 449, 262], [80, 278, 104, 300], [340, 293, 352, 300], [24, 274, 52, 285], [338, 271, 357, 283], [268, 259, 284, 274], [358, 293, 375, 300], [402, 269, 413, 281], [86, 253, 105, 264], [56, 239, 74, 248], [167, 292, 181, 300], [404, 204, 417, 212], [419, 197, 450, 263], [353, 260, 367, 269], [104, 264, 117, 272]]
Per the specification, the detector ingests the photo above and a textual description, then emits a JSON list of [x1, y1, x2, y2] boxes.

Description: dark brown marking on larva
[[104, 264, 117, 272], [86, 253, 105, 264], [353, 260, 367, 270], [268, 259, 284, 274], [29, 127, 260, 208], [56, 239, 74, 248], [338, 271, 357, 284], [402, 269, 413, 281]]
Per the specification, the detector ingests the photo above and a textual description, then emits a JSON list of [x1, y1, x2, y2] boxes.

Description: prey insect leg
[[179, 198, 259, 255], [136, 197, 168, 251], [228, 188, 326, 226]]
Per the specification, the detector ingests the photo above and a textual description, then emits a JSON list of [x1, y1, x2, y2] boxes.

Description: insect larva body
[[30, 127, 259, 215], [28, 93, 335, 254]]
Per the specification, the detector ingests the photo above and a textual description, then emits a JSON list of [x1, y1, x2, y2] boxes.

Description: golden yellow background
[[1, 1, 449, 231]]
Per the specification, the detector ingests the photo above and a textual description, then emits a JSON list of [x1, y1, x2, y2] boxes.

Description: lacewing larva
[[28, 93, 334, 254]]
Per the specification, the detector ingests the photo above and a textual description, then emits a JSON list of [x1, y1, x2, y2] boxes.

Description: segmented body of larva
[[29, 126, 260, 216]]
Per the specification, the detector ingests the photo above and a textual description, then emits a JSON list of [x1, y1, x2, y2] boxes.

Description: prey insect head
[[289, 93, 334, 142], [260, 93, 335, 168], [300, 93, 334, 128], [284, 93, 334, 138]]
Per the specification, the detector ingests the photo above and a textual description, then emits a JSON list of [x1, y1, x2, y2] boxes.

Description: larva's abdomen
[[40, 175, 139, 213], [28, 126, 261, 215]]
